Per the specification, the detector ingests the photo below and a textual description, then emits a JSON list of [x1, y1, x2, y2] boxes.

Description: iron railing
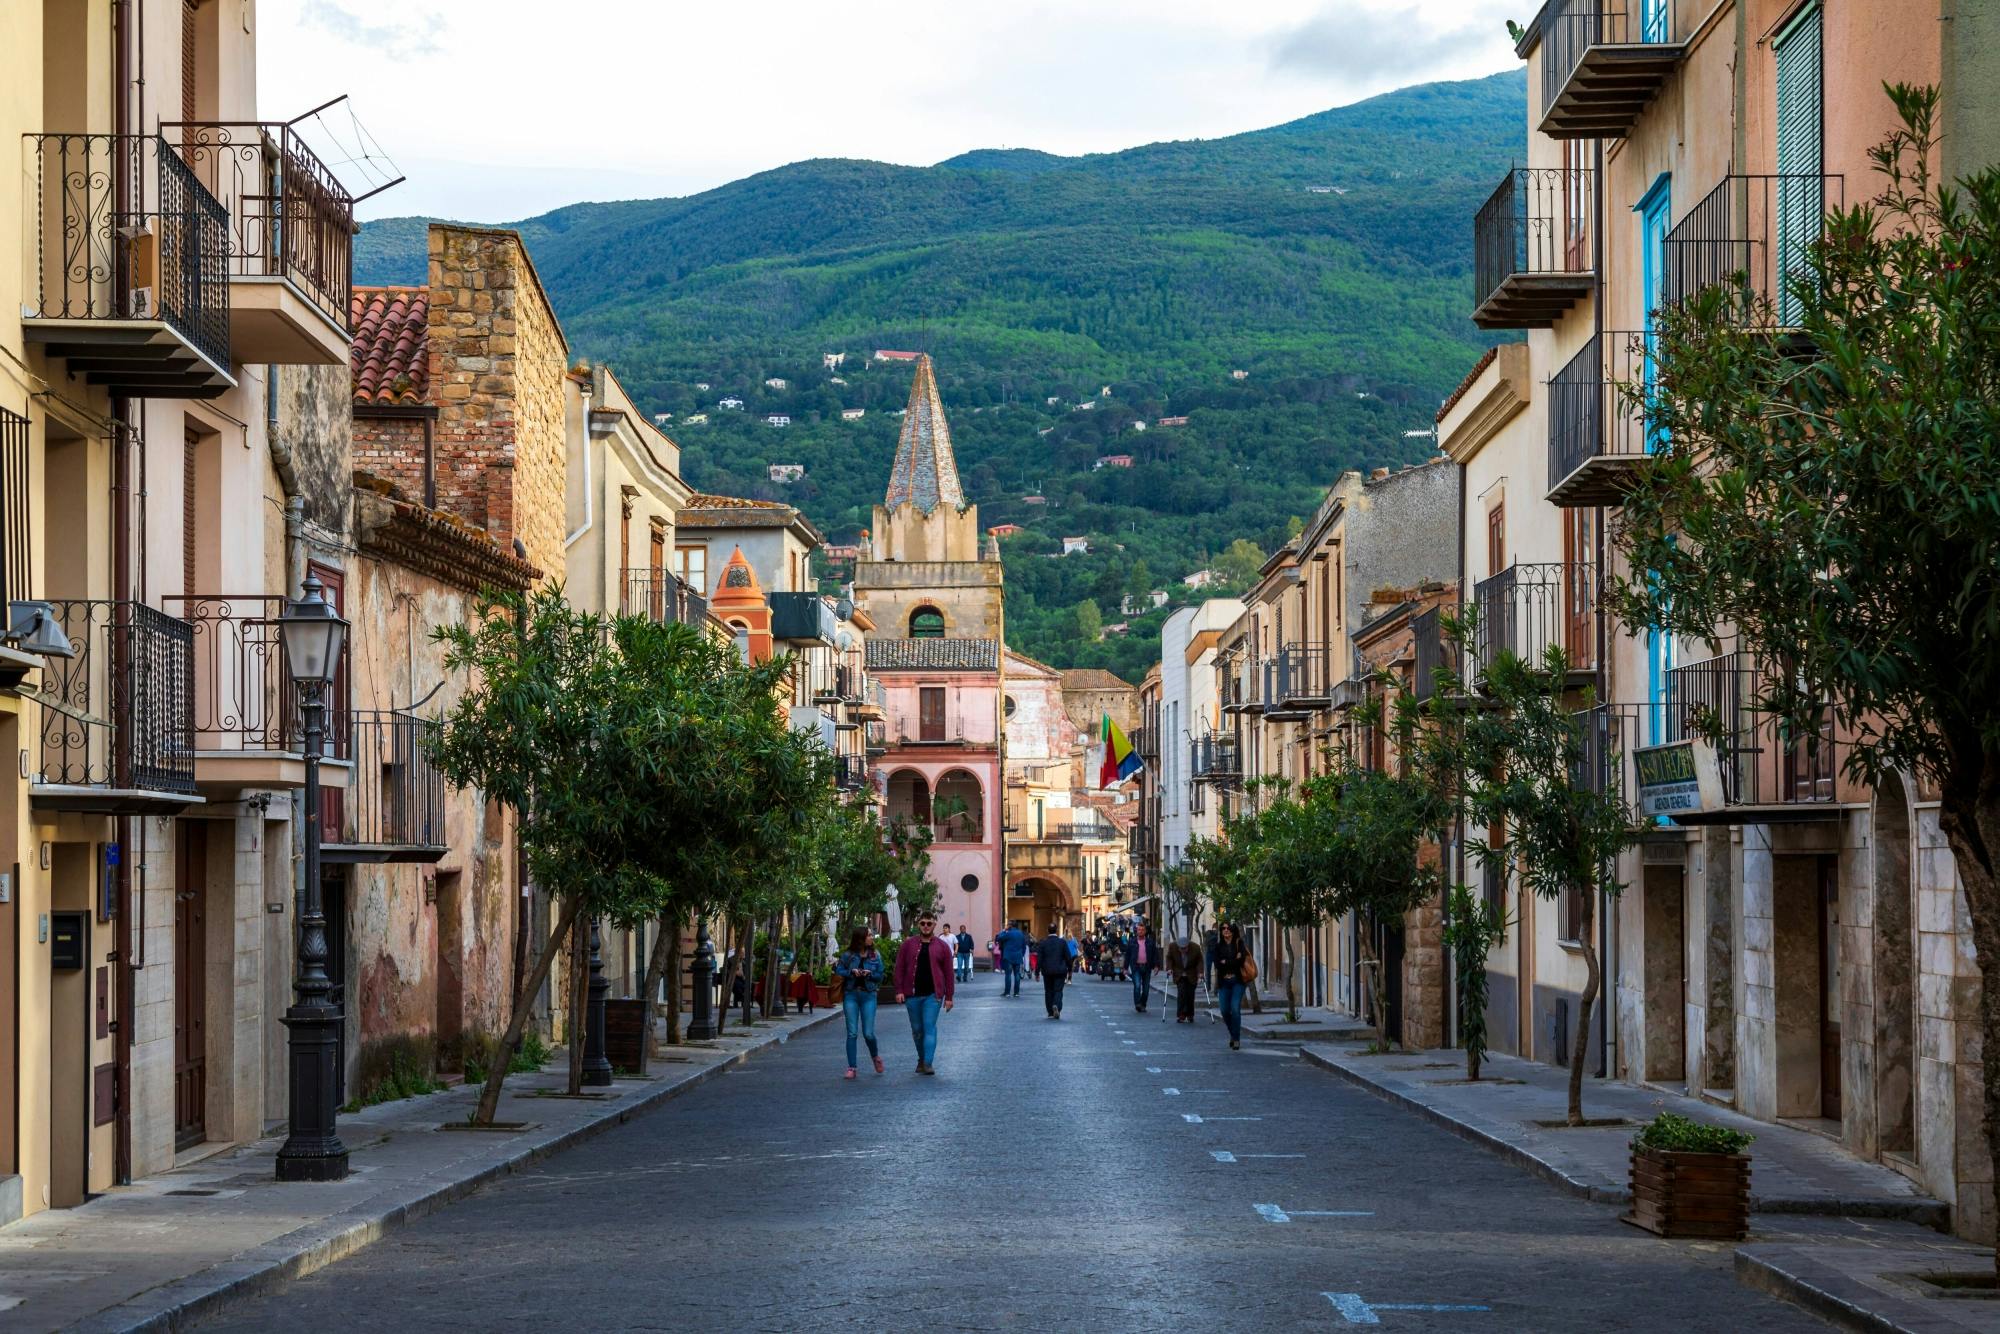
[[835, 753, 869, 791], [162, 121, 355, 333], [23, 132, 231, 371], [1573, 703, 1643, 800], [1542, 0, 1679, 113], [1468, 562, 1598, 684], [1190, 732, 1240, 782], [1474, 166, 1595, 312], [1048, 820, 1117, 842], [163, 594, 353, 753], [1412, 606, 1446, 703], [1273, 643, 1333, 707], [0, 408, 28, 610], [1663, 651, 1841, 808], [621, 569, 707, 627], [324, 710, 446, 854], [865, 719, 888, 754], [1663, 173, 1844, 326], [35, 600, 196, 794], [1549, 330, 1651, 490]]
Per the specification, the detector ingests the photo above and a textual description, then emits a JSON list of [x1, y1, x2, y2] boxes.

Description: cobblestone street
[[196, 980, 1824, 1332]]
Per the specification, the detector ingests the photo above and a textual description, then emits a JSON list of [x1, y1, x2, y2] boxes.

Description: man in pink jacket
[[894, 910, 957, 1075]]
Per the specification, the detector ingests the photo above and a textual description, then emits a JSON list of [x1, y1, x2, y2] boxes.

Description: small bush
[[460, 1029, 554, 1087], [1631, 1111, 1753, 1156], [344, 1034, 441, 1111]]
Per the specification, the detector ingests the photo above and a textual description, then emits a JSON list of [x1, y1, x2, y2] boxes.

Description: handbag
[[1240, 951, 1259, 984]]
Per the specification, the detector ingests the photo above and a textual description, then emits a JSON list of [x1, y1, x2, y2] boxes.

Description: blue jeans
[[957, 954, 972, 981], [1217, 981, 1245, 1042], [1002, 962, 1022, 995], [843, 990, 879, 1068], [1132, 969, 1153, 1010], [905, 995, 942, 1065]]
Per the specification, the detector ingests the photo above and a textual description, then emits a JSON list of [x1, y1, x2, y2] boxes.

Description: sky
[[264, 0, 1525, 223]]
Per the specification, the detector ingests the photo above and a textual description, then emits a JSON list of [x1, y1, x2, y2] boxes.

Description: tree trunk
[[665, 925, 685, 1045], [474, 895, 585, 1125], [1567, 888, 1600, 1127], [1356, 921, 1390, 1046], [762, 914, 785, 1018], [635, 912, 677, 1074], [566, 913, 587, 1095], [712, 917, 734, 1037], [739, 913, 756, 1027], [1936, 769, 2000, 1273]]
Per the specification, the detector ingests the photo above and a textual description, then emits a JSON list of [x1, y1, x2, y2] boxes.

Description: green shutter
[[1774, 3, 1823, 325]]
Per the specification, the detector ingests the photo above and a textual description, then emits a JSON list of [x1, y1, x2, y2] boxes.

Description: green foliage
[[344, 1035, 442, 1111], [460, 1030, 554, 1087], [1631, 1112, 1753, 1156], [359, 73, 1526, 670], [1442, 884, 1509, 1080], [1213, 539, 1269, 591]]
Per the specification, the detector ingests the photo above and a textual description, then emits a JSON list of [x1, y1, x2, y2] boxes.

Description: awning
[[1109, 894, 1155, 914]]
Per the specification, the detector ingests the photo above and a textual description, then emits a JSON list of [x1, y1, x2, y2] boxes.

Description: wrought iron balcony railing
[[162, 121, 356, 338], [1663, 173, 1844, 327], [1273, 643, 1334, 711], [32, 600, 196, 806], [1662, 651, 1848, 814], [1547, 330, 1651, 507], [163, 594, 353, 756], [835, 752, 870, 792], [1539, 0, 1685, 139], [621, 569, 707, 627], [1467, 562, 1599, 686], [322, 710, 446, 862], [1573, 703, 1644, 800], [22, 133, 232, 395], [1190, 732, 1240, 783], [1473, 166, 1596, 328]]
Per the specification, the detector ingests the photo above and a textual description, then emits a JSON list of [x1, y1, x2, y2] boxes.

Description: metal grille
[[1548, 331, 1651, 487], [1662, 174, 1842, 323], [1473, 166, 1595, 307], [0, 408, 29, 609], [35, 600, 196, 794], [1469, 561, 1598, 683], [328, 710, 446, 851], [162, 593, 353, 752], [1541, 0, 1678, 112], [1664, 651, 1839, 808], [621, 568, 707, 626]]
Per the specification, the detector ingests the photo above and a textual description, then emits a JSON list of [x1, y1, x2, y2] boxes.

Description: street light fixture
[[276, 573, 350, 1183]]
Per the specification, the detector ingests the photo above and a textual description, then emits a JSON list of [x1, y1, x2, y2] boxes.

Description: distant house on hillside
[[823, 543, 861, 561], [765, 377, 788, 390], [695, 381, 711, 391], [1099, 386, 1112, 397], [653, 412, 672, 425], [1022, 495, 1047, 506], [1062, 536, 1089, 556], [1075, 401, 1095, 411], [1046, 396, 1061, 406], [1230, 369, 1249, 381], [987, 523, 1024, 538], [1129, 421, 1147, 432], [830, 376, 848, 385], [768, 464, 805, 482], [683, 412, 709, 425], [1183, 569, 1217, 589], [1094, 455, 1133, 470], [874, 349, 921, 362], [765, 414, 791, 428], [1157, 415, 1188, 427], [822, 352, 846, 369], [719, 397, 744, 409], [1121, 590, 1168, 614], [841, 407, 865, 421], [1104, 622, 1130, 636]]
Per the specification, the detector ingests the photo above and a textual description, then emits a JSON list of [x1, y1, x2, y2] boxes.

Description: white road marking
[[1323, 1294, 1490, 1324], [1182, 1114, 1261, 1123], [1255, 1204, 1372, 1223]]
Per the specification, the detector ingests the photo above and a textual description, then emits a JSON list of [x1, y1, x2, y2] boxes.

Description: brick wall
[[353, 416, 427, 502]]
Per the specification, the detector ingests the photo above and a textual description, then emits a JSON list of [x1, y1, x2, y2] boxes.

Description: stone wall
[[1400, 893, 1444, 1049], [276, 364, 354, 541]]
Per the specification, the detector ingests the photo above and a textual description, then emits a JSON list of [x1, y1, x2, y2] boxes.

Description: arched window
[[909, 606, 945, 639], [934, 769, 984, 842], [886, 770, 931, 828]]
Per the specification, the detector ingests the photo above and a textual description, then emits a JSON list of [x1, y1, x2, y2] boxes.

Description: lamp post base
[[276, 1002, 349, 1183], [275, 1141, 351, 1182]]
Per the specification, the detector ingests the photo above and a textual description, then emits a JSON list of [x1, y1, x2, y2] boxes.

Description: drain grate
[[164, 1189, 220, 1197]]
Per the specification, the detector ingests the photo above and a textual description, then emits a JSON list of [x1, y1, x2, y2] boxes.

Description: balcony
[[1473, 167, 1596, 329], [865, 719, 889, 755], [1133, 723, 1160, 764], [621, 569, 708, 627], [1538, 0, 1687, 140], [1275, 643, 1333, 712], [1261, 652, 1310, 722], [1412, 606, 1446, 703], [1663, 174, 1844, 329], [164, 594, 355, 791], [1190, 732, 1240, 784], [1573, 702, 1643, 799], [1467, 562, 1599, 688], [30, 601, 200, 814], [835, 753, 870, 792], [1329, 675, 1370, 712], [323, 710, 447, 863], [1219, 654, 1260, 715], [1547, 330, 1650, 506], [770, 591, 837, 646], [1661, 651, 1851, 821], [21, 134, 233, 397], [163, 121, 356, 365]]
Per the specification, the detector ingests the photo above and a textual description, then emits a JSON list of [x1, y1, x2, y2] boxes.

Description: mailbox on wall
[[51, 910, 86, 971]]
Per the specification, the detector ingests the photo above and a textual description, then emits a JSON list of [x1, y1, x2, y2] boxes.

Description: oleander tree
[[1608, 88, 2000, 1223]]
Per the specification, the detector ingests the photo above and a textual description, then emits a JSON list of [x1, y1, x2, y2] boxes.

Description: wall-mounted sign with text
[[1632, 739, 1725, 820]]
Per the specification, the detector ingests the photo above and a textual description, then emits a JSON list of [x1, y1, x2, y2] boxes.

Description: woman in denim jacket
[[838, 926, 886, 1079]]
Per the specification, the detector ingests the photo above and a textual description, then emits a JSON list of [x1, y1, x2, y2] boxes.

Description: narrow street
[[196, 980, 1820, 1332]]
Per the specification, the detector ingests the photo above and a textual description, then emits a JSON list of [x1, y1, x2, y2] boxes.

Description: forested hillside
[[357, 70, 1525, 680]]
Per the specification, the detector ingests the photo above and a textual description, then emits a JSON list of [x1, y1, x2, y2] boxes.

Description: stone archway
[[886, 770, 930, 827], [1874, 770, 1916, 1159], [1011, 875, 1076, 937]]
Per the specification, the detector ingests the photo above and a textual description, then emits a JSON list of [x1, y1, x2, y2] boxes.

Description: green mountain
[[357, 70, 1525, 681]]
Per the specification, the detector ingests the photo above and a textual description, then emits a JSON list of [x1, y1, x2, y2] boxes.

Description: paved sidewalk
[[1300, 1042, 1946, 1223], [1237, 1006, 1375, 1043], [1738, 1235, 2000, 1333], [0, 1006, 833, 1333]]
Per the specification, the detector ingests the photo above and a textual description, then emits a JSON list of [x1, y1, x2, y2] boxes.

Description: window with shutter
[[1774, 3, 1824, 327], [181, 1, 198, 122], [183, 428, 198, 595]]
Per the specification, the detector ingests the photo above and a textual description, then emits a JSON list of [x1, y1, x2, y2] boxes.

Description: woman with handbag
[[1210, 922, 1254, 1050]]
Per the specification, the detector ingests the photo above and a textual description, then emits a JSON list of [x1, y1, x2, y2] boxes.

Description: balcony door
[[1641, 0, 1669, 43], [173, 821, 207, 1151], [919, 686, 945, 742], [1774, 3, 1824, 327]]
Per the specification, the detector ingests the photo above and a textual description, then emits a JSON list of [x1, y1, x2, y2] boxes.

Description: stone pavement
[[0, 1005, 832, 1333]]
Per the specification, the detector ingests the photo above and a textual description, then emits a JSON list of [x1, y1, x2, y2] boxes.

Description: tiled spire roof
[[883, 354, 964, 514], [350, 287, 429, 405]]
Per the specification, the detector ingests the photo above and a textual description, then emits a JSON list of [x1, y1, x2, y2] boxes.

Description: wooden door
[[1818, 856, 1842, 1120], [919, 686, 945, 742], [173, 822, 207, 1151]]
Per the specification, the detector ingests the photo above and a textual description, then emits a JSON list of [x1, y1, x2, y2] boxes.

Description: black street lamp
[[685, 922, 718, 1040], [276, 573, 350, 1183]]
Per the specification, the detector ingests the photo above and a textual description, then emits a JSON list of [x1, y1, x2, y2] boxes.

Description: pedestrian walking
[[1028, 940, 1040, 981], [1066, 931, 1081, 972], [987, 938, 1001, 975], [997, 922, 1027, 996], [837, 926, 885, 1079], [893, 911, 956, 1074], [1124, 920, 1160, 1014], [956, 927, 975, 981], [1166, 935, 1202, 1023], [1211, 921, 1252, 1050], [1040, 924, 1074, 1019]]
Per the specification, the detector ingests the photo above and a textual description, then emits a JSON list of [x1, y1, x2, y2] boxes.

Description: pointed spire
[[883, 354, 965, 515]]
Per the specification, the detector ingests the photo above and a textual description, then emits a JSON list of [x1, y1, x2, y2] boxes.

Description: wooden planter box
[[603, 999, 648, 1072], [813, 983, 841, 1009], [1627, 1145, 1751, 1239]]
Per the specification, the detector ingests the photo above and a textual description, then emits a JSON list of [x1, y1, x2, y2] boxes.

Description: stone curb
[[80, 1009, 838, 1334], [1298, 1046, 1951, 1227], [1734, 1248, 1924, 1334]]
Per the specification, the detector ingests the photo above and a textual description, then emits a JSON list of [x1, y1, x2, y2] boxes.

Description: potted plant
[[812, 963, 840, 1010], [1627, 1112, 1753, 1239]]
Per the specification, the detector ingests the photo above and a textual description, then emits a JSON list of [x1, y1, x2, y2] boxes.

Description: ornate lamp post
[[686, 921, 718, 1040], [276, 574, 350, 1182]]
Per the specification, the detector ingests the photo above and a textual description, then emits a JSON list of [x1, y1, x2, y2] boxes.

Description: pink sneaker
[[844, 1068, 857, 1080], [872, 1056, 885, 1075]]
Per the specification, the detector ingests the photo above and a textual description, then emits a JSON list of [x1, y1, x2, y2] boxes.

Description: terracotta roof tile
[[685, 493, 789, 510], [351, 286, 429, 406], [866, 638, 1000, 672]]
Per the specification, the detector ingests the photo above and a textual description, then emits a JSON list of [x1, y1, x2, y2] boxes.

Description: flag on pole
[[1098, 714, 1142, 788]]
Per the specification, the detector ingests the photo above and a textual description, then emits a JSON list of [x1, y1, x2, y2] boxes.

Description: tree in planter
[[1609, 89, 2000, 1247], [1441, 884, 1509, 1081]]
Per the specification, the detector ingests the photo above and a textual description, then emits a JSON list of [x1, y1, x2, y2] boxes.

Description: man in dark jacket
[[996, 923, 1028, 997], [893, 911, 957, 1075], [1124, 920, 1161, 1013], [1039, 924, 1074, 1018]]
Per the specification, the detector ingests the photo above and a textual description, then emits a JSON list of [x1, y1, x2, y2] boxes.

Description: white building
[[1158, 599, 1245, 873], [683, 413, 709, 425], [765, 414, 792, 428], [1062, 536, 1090, 556], [719, 397, 744, 409], [768, 464, 806, 482], [841, 408, 866, 421], [765, 377, 789, 390], [822, 353, 846, 369]]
